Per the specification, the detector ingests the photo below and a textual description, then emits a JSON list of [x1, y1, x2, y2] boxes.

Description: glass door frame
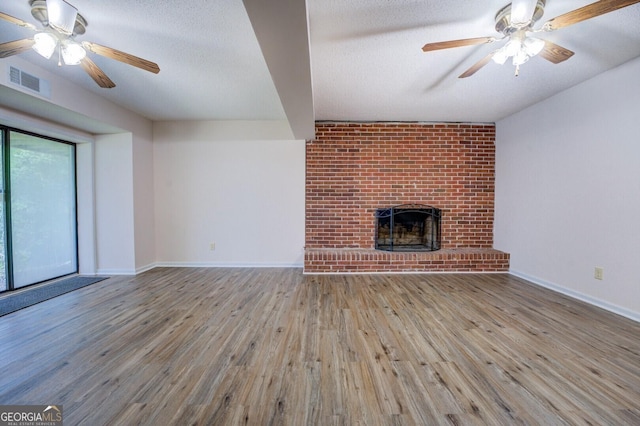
[[0, 125, 79, 293]]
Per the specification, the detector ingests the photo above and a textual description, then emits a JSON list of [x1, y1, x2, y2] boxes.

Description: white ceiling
[[1, 0, 639, 138]]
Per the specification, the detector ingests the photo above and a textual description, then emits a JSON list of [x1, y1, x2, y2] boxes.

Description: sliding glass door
[[0, 127, 77, 291], [0, 131, 5, 292]]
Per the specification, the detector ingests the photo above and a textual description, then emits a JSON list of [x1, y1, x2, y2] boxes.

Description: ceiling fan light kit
[[60, 39, 85, 65], [510, 0, 539, 24], [45, 0, 78, 35], [30, 0, 88, 66], [491, 31, 546, 75], [0, 0, 160, 88], [421, 0, 640, 78], [32, 31, 56, 59], [492, 1, 547, 75]]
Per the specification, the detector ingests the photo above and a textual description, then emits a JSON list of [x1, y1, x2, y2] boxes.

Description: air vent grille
[[7, 66, 51, 99], [20, 70, 40, 92], [9, 66, 20, 85]]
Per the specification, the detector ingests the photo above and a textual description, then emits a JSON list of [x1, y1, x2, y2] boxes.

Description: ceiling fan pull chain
[[58, 46, 62, 67], [515, 64, 520, 77]]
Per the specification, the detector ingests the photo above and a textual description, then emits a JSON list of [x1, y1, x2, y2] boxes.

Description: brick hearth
[[304, 248, 510, 274], [305, 122, 509, 273]]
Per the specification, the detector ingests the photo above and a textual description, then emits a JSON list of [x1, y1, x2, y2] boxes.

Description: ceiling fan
[[422, 0, 640, 78], [0, 0, 160, 88]]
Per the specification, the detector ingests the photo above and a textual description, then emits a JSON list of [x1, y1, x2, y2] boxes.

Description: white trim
[[155, 262, 304, 269], [96, 269, 136, 276], [108, 262, 304, 276], [510, 269, 640, 323], [136, 263, 158, 274]]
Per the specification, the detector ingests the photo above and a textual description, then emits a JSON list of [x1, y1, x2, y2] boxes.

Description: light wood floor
[[0, 268, 639, 425]]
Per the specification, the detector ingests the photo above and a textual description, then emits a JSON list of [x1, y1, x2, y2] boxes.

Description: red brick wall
[[306, 122, 497, 251]]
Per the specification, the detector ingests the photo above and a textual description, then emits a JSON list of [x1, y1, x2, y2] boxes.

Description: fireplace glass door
[[375, 204, 441, 252]]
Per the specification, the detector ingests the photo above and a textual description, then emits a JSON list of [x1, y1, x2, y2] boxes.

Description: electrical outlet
[[210, 243, 216, 251], [594, 267, 604, 280]]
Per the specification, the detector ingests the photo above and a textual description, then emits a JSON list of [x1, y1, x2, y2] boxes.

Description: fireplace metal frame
[[375, 204, 441, 252]]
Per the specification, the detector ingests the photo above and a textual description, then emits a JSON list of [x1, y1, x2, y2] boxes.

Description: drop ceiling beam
[[242, 0, 315, 140]]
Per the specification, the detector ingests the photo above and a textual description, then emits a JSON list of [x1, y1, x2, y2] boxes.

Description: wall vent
[[7, 66, 51, 99]]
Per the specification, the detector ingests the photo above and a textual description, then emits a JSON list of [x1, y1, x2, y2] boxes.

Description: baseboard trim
[[136, 263, 158, 274], [96, 269, 136, 276], [510, 269, 640, 323], [154, 262, 304, 269]]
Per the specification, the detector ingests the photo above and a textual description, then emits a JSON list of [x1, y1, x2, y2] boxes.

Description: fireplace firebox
[[375, 204, 441, 252]]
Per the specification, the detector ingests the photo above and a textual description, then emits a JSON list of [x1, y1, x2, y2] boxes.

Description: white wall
[[94, 134, 136, 274], [132, 132, 156, 272], [76, 142, 97, 275], [1, 57, 150, 136], [495, 56, 640, 321], [2, 58, 304, 273], [153, 120, 305, 267]]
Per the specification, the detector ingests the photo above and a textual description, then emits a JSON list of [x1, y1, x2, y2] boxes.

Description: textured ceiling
[[1, 0, 639, 136], [308, 0, 640, 122], [0, 0, 287, 122]]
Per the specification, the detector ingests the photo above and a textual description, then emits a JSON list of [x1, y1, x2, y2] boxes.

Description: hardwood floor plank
[[1, 268, 639, 425]]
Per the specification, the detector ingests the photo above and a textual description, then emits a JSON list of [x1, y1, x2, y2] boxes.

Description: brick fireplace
[[304, 122, 509, 273]]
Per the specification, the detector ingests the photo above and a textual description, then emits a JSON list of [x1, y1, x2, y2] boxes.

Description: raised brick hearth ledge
[[304, 248, 510, 274]]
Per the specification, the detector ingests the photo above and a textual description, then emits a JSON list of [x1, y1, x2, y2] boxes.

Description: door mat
[[0, 276, 109, 317]]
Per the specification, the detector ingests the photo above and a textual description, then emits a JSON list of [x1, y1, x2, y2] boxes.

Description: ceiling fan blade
[[81, 41, 160, 74], [458, 51, 495, 78], [538, 40, 575, 64], [0, 38, 35, 59], [80, 57, 116, 88], [0, 11, 37, 30], [544, 0, 640, 31], [422, 36, 495, 52]]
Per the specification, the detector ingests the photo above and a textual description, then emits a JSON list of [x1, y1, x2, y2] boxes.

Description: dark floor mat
[[0, 276, 109, 316]]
